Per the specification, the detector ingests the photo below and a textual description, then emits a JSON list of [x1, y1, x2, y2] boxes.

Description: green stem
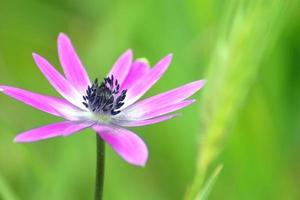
[[94, 134, 105, 200]]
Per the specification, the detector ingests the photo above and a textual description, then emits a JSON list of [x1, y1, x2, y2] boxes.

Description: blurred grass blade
[[0, 173, 19, 200], [185, 0, 292, 199], [196, 165, 223, 200]]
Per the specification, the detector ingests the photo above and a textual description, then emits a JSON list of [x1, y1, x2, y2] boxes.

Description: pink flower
[[0, 33, 206, 166]]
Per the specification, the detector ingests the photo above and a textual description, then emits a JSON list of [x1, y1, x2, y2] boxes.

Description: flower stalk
[[94, 134, 105, 200]]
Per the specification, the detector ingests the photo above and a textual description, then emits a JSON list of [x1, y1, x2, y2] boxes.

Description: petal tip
[[139, 160, 147, 167], [14, 134, 36, 143], [195, 80, 207, 89], [32, 52, 43, 61], [201, 79, 208, 85], [58, 32, 71, 43], [136, 57, 150, 65], [58, 32, 67, 37], [166, 53, 173, 61], [116, 49, 133, 64], [125, 49, 133, 57], [14, 136, 23, 143], [163, 54, 173, 63], [129, 155, 148, 167], [32, 53, 48, 66], [154, 54, 173, 70]]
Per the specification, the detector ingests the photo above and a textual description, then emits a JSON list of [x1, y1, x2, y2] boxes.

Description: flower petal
[[57, 33, 91, 95], [14, 121, 92, 143], [0, 85, 83, 119], [121, 100, 195, 120], [93, 125, 148, 166], [112, 114, 177, 127], [123, 54, 172, 108], [124, 80, 206, 114], [32, 53, 86, 110], [108, 50, 133, 86], [120, 59, 150, 91]]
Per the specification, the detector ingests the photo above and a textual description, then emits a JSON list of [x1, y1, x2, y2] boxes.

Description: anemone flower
[[0, 33, 206, 166]]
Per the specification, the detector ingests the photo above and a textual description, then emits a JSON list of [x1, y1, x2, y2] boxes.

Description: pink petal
[[32, 53, 86, 110], [58, 33, 91, 95], [0, 85, 83, 119], [123, 54, 172, 108], [107, 50, 133, 86], [120, 59, 150, 91], [124, 80, 206, 114], [14, 121, 92, 143], [93, 125, 148, 166], [123, 100, 195, 120], [112, 114, 177, 127]]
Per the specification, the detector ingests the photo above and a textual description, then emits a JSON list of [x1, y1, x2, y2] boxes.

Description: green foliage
[[185, 0, 295, 199], [196, 165, 223, 200], [0, 173, 19, 200]]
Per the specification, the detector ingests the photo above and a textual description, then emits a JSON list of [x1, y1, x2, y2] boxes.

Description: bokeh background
[[0, 0, 299, 199]]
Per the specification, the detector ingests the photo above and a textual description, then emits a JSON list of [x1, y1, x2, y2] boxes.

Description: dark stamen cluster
[[83, 75, 127, 115]]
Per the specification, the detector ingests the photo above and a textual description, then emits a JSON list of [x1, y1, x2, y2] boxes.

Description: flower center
[[82, 75, 127, 116]]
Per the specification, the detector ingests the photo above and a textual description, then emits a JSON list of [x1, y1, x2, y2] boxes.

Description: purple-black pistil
[[83, 75, 127, 116]]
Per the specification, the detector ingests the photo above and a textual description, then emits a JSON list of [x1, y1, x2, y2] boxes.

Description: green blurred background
[[0, 0, 299, 199]]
